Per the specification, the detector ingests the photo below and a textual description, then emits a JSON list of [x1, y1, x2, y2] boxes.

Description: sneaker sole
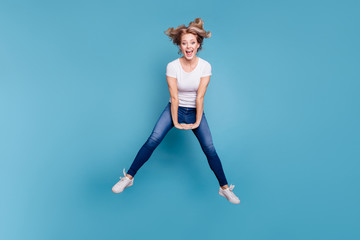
[[112, 181, 134, 193], [219, 190, 240, 204]]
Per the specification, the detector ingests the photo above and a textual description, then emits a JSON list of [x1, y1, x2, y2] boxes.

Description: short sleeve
[[201, 62, 212, 77], [166, 63, 176, 77]]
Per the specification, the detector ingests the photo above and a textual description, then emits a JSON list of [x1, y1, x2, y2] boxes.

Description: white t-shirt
[[166, 57, 212, 108]]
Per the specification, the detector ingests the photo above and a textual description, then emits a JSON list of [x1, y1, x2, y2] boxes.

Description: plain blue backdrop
[[1, 0, 359, 239]]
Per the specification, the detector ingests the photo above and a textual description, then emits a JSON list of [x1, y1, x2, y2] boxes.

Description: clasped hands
[[175, 123, 200, 130]]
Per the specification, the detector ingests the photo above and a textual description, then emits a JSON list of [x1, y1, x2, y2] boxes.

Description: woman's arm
[[166, 76, 184, 129], [192, 75, 211, 129]]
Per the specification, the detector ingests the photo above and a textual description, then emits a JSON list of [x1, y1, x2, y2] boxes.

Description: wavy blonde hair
[[164, 17, 211, 54]]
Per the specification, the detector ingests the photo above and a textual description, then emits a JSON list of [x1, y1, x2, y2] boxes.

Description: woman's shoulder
[[167, 58, 179, 66], [198, 57, 211, 70], [166, 58, 179, 77]]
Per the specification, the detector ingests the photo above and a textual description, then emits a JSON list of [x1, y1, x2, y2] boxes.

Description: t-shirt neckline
[[178, 57, 200, 74]]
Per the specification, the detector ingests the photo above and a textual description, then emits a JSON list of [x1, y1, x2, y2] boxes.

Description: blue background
[[1, 0, 359, 239]]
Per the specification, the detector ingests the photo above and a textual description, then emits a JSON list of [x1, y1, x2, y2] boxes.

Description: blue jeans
[[127, 102, 228, 187]]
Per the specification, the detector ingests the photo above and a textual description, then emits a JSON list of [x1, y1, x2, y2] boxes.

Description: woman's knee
[[202, 143, 217, 156], [144, 132, 163, 150]]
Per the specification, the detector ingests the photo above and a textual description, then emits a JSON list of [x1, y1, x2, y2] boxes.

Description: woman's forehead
[[181, 34, 197, 41]]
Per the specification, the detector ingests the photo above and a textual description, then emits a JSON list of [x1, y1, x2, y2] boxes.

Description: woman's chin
[[184, 54, 195, 59]]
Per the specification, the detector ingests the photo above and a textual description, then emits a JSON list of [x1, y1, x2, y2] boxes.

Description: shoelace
[[225, 184, 238, 199], [221, 184, 235, 191], [119, 168, 128, 182]]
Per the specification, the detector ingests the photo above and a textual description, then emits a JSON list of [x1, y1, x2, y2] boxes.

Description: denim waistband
[[179, 106, 196, 110], [169, 102, 196, 110]]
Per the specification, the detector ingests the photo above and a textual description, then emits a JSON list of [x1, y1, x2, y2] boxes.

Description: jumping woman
[[112, 18, 240, 204]]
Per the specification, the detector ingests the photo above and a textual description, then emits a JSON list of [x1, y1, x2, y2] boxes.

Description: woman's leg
[[191, 113, 229, 187], [127, 103, 175, 177]]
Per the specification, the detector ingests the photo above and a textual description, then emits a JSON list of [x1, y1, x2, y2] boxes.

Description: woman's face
[[179, 33, 200, 60]]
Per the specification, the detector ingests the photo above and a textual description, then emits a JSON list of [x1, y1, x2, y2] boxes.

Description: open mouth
[[186, 50, 193, 56]]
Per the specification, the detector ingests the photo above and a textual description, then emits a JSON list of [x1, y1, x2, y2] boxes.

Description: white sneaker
[[219, 184, 240, 204], [112, 168, 134, 193]]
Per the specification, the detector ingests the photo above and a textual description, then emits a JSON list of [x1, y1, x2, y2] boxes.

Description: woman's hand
[[180, 124, 192, 130], [174, 123, 185, 130], [175, 123, 200, 130], [174, 123, 191, 130], [190, 122, 200, 129]]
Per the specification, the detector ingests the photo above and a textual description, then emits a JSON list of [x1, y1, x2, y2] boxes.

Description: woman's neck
[[180, 56, 199, 67]]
